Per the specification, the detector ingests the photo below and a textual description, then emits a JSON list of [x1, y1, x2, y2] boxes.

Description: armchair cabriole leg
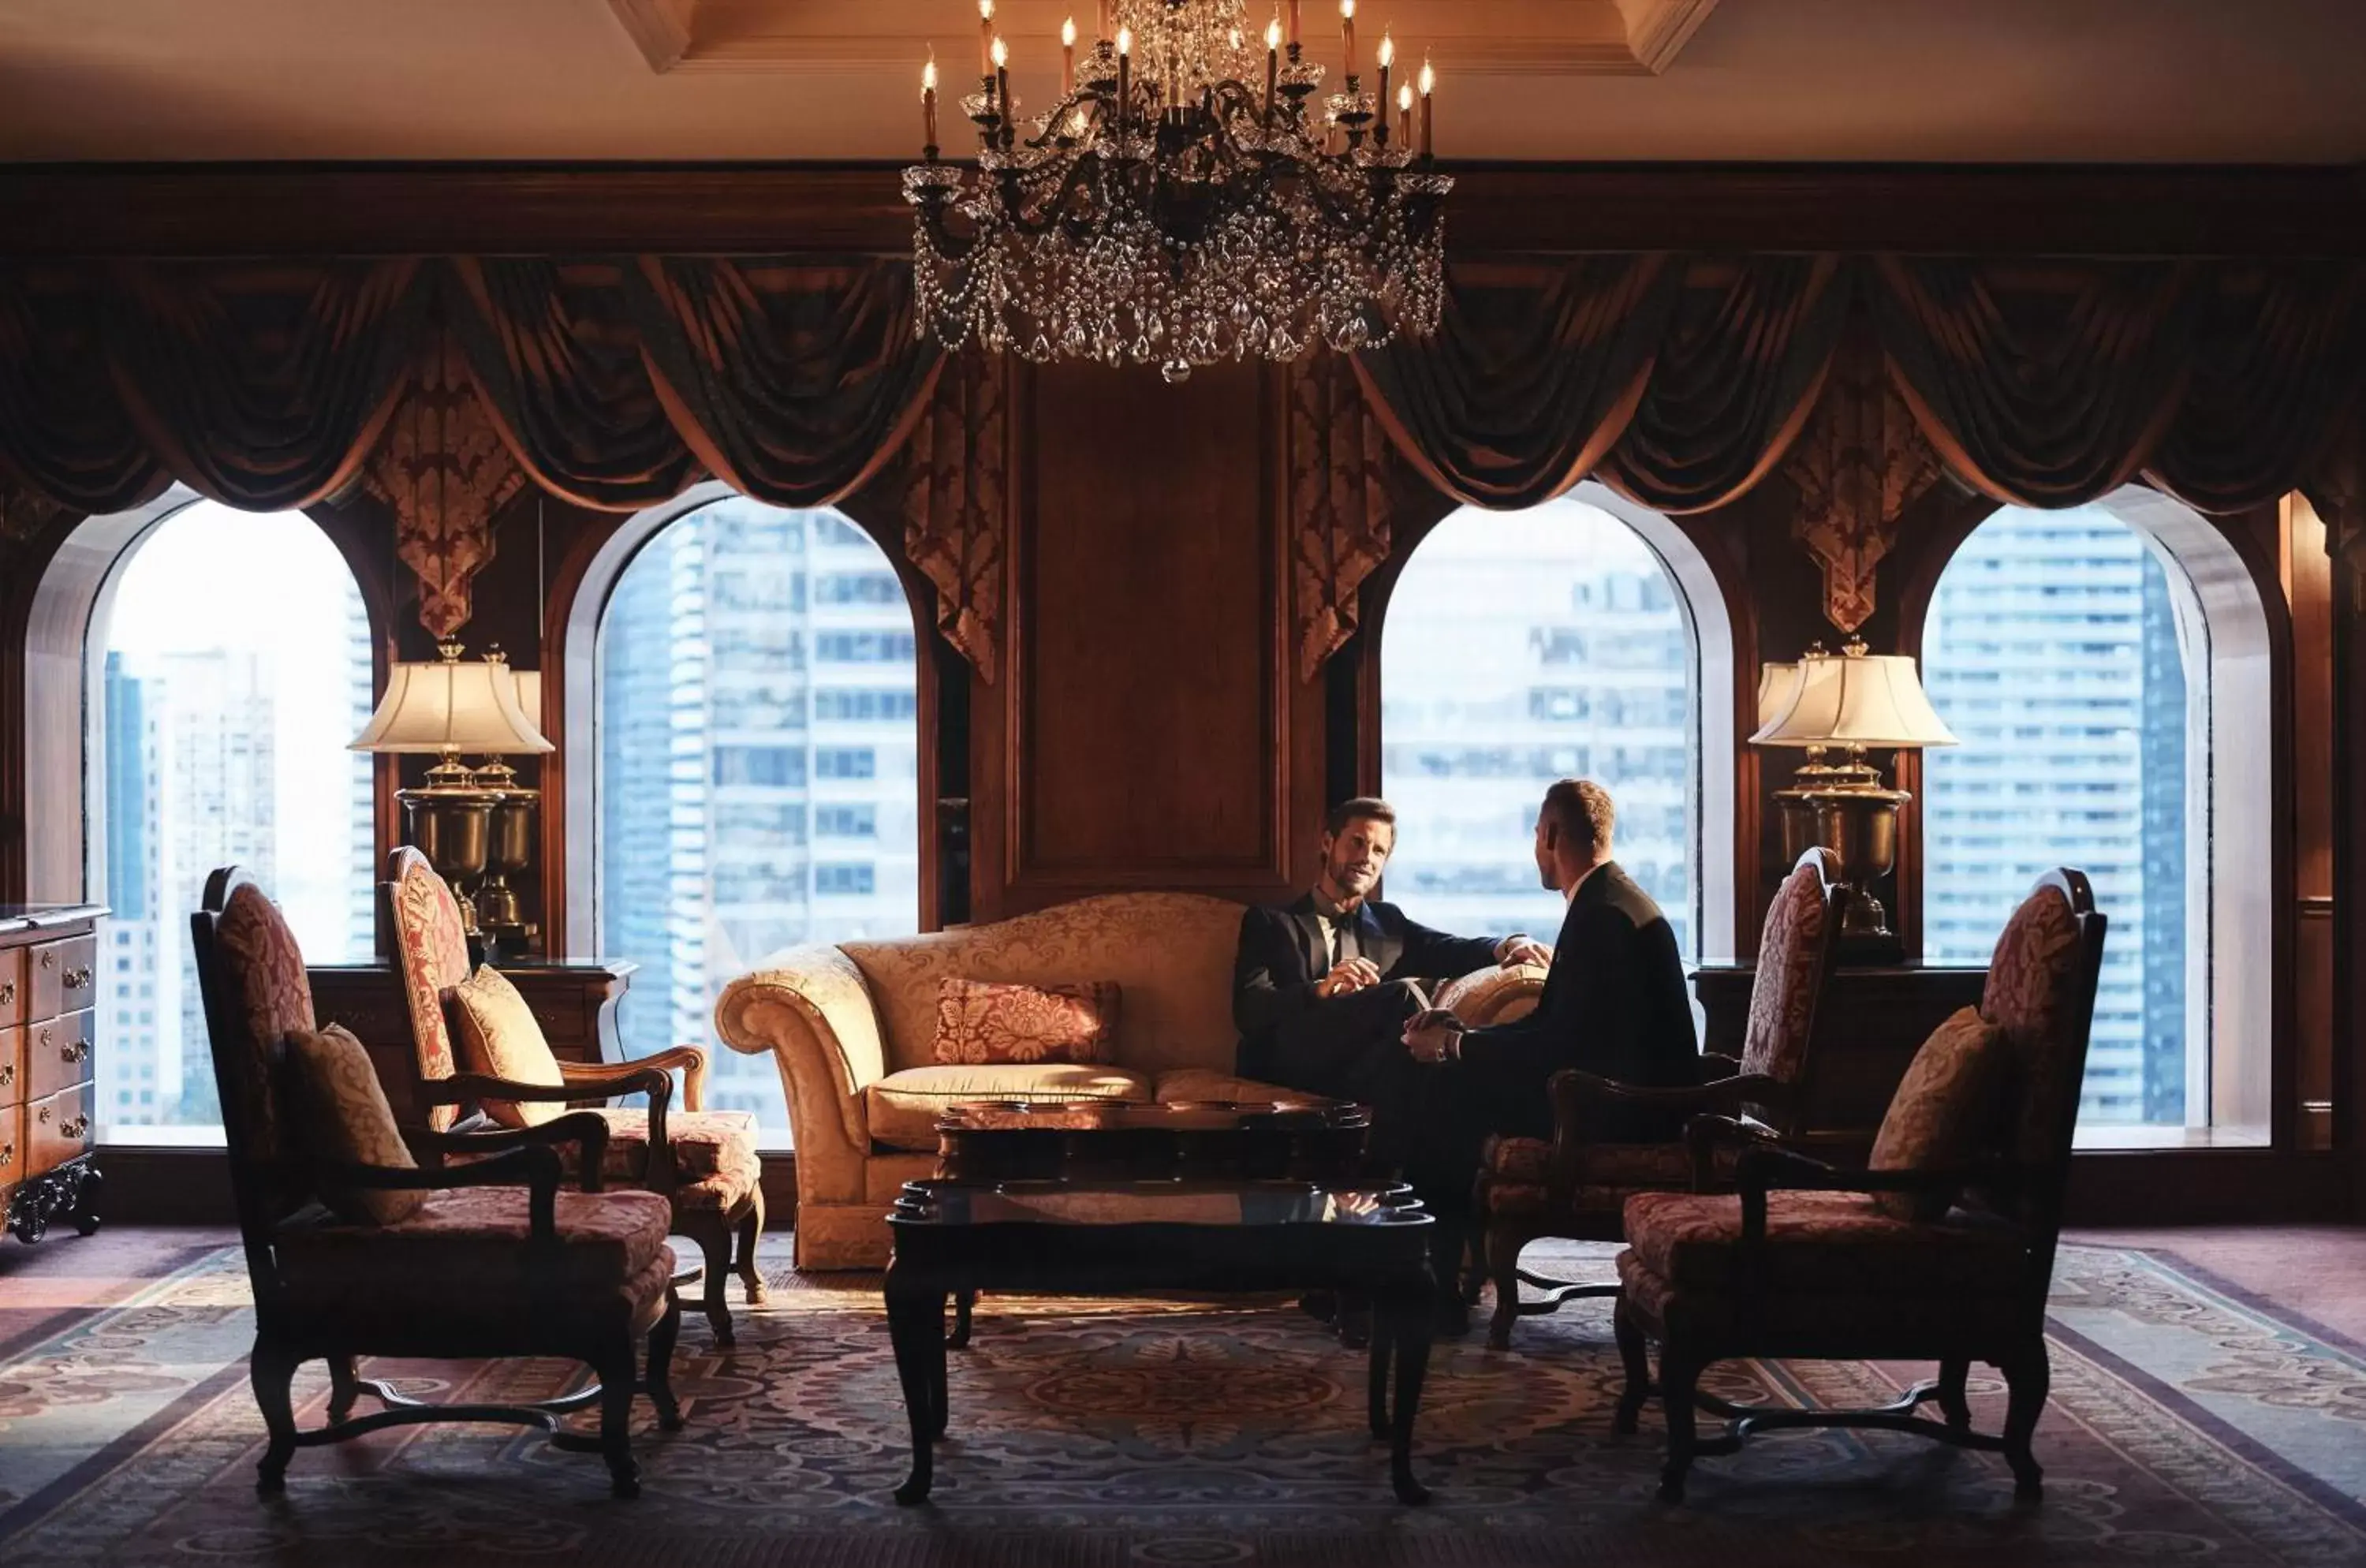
[[1657, 1355, 1700, 1503], [646, 1292, 685, 1432], [689, 1217, 736, 1349], [1485, 1222, 1524, 1351], [1611, 1297, 1651, 1435], [2002, 1346, 2049, 1499], [250, 1341, 300, 1495], [598, 1342, 641, 1499], [327, 1355, 364, 1426], [735, 1197, 768, 1305], [1936, 1356, 1972, 1431]]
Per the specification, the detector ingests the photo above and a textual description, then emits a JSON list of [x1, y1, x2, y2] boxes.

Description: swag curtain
[[1352, 253, 2366, 524], [0, 256, 942, 518]]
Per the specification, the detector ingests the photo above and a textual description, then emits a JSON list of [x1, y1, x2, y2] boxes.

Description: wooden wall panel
[[972, 359, 1319, 918]]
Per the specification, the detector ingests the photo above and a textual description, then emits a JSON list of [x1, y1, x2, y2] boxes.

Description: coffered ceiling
[[2, 0, 2362, 164]]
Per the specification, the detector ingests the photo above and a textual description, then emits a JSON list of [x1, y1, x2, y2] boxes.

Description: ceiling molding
[[608, 0, 1721, 77]]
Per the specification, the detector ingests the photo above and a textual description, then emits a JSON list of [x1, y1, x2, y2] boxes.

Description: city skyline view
[[1922, 504, 2194, 1128]]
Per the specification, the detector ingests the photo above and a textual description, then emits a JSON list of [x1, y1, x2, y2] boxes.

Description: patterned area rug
[[2, 1240, 2363, 1567]]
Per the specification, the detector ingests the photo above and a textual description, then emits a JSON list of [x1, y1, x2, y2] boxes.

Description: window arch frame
[[1899, 483, 2288, 1147], [23, 483, 393, 910], [1357, 478, 1741, 962], [557, 480, 943, 961]]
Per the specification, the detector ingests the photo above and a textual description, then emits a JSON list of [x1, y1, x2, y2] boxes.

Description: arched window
[[88, 502, 376, 1144], [594, 495, 921, 1145], [1380, 487, 1722, 958], [1920, 495, 2271, 1141]]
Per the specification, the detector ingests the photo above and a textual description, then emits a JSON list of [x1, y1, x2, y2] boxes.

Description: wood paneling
[[3, 162, 2359, 259], [974, 359, 1319, 917]]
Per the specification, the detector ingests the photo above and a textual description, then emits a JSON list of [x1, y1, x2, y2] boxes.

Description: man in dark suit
[[1233, 797, 1550, 1108], [1401, 776, 1700, 1166]]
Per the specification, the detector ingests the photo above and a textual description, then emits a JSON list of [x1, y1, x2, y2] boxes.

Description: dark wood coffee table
[[933, 1097, 1372, 1184], [884, 1178, 1437, 1506]]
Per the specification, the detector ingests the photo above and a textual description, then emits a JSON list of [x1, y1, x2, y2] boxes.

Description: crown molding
[[609, 0, 1720, 77]]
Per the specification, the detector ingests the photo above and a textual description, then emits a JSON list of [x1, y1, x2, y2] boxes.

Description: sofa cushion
[[1867, 1005, 2007, 1220], [450, 965, 568, 1129], [932, 977, 1121, 1065], [283, 1023, 423, 1227], [864, 1062, 1157, 1151]]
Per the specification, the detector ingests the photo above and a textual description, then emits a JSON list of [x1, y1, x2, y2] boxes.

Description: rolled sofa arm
[[714, 943, 886, 1159]]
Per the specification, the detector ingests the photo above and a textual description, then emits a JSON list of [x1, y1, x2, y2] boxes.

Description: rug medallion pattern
[[0, 1243, 2360, 1566]]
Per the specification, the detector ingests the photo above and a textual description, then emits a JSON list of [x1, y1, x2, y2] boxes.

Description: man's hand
[[1315, 956, 1382, 998], [1402, 1007, 1466, 1063], [1495, 934, 1552, 968]]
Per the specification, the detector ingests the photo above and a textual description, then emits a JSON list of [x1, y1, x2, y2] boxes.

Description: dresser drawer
[[0, 1103, 22, 1191], [26, 1085, 92, 1175], [29, 934, 98, 1022], [0, 1024, 22, 1106], [27, 1010, 95, 1103], [0, 946, 24, 1026]]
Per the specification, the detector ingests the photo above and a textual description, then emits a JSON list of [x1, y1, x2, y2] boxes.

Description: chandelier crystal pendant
[[905, 0, 1452, 383]]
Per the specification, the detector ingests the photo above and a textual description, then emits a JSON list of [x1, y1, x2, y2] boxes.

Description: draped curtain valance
[[1353, 253, 2366, 524], [0, 256, 942, 517]]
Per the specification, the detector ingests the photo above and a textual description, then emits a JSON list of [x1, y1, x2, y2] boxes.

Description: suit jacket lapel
[[1354, 904, 1398, 976], [1287, 895, 1326, 980]]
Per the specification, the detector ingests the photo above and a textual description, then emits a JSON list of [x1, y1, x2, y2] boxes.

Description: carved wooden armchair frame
[[1613, 868, 2107, 1503], [193, 866, 683, 1499], [1472, 847, 1847, 1350], [383, 845, 767, 1345]]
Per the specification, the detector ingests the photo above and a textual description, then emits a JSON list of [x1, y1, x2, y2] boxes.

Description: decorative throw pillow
[[1866, 1006, 2007, 1223], [450, 965, 566, 1129], [282, 1024, 424, 1227], [932, 979, 1121, 1066]]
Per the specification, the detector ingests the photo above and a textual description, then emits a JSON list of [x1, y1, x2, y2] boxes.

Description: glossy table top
[[890, 1179, 1427, 1230], [936, 1099, 1366, 1134]]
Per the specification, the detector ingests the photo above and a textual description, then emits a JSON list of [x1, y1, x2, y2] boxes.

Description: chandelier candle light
[[905, 0, 1453, 383]]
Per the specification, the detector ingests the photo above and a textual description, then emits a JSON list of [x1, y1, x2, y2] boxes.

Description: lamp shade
[[1754, 662, 1801, 732], [1749, 648, 1957, 750], [509, 669, 542, 730], [350, 655, 553, 755]]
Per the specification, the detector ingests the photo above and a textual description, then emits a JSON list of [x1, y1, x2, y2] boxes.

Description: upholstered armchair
[[384, 846, 767, 1346], [192, 867, 682, 1499], [1470, 848, 1845, 1350], [1614, 869, 2107, 1503]]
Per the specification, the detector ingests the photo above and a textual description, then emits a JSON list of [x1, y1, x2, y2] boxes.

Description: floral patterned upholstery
[[283, 1024, 424, 1227], [274, 1187, 676, 1334], [210, 879, 319, 1167], [387, 846, 472, 1133], [1739, 859, 1830, 1082], [931, 978, 1121, 1065], [1620, 1189, 2024, 1297], [1980, 881, 2089, 1168], [1864, 1006, 2007, 1220]]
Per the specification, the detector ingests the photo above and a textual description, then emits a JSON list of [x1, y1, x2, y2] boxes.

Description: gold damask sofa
[[716, 892, 1541, 1269]]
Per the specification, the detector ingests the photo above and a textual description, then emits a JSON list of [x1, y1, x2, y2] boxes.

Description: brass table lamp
[[350, 641, 553, 942], [1751, 638, 1957, 954]]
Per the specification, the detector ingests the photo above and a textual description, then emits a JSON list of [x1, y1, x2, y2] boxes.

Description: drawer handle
[[39, 952, 53, 971], [61, 1116, 88, 1141], [0, 980, 13, 1006], [61, 1039, 91, 1065], [63, 966, 92, 991], [0, 1141, 11, 1165], [0, 1063, 12, 1088], [37, 1104, 49, 1123]]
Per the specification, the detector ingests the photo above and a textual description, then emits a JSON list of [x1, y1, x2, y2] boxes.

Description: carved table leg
[[885, 1268, 948, 1505], [1375, 1268, 1433, 1505]]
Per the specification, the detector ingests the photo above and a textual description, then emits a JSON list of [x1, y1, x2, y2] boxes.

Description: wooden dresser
[[2, 904, 107, 1245]]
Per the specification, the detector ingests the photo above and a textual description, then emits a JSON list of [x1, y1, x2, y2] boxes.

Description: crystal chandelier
[[905, 0, 1452, 383]]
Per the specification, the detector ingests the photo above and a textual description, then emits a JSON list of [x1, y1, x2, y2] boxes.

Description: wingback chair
[[192, 867, 682, 1499], [1613, 868, 2107, 1503], [1469, 848, 1845, 1349], [384, 846, 767, 1346]]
